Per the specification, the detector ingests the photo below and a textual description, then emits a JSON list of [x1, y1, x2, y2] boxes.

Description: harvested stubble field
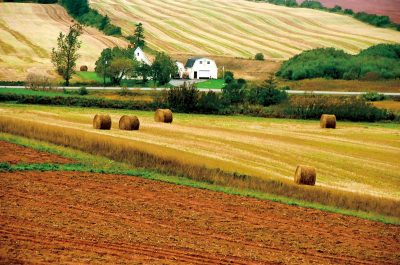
[[0, 3, 128, 81], [1, 148, 399, 264], [90, 0, 400, 59], [0, 103, 399, 204]]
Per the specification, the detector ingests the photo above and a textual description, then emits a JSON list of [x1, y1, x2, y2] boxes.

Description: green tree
[[95, 47, 138, 85], [255, 53, 264, 60], [131, 22, 145, 48], [151, 52, 177, 85], [51, 24, 83, 86], [248, 75, 288, 106], [137, 62, 152, 83], [99, 15, 110, 30]]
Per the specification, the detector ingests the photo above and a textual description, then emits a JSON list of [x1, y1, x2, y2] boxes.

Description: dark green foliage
[[255, 53, 264, 61], [166, 83, 199, 112], [60, 0, 122, 36], [151, 53, 177, 85], [130, 23, 145, 48], [0, 162, 11, 172], [300, 0, 324, 9], [197, 91, 221, 113], [354, 12, 392, 27], [78, 87, 88, 95], [222, 78, 247, 105], [248, 76, 288, 106], [137, 63, 152, 83], [224, 71, 234, 84], [277, 44, 400, 80], [362, 92, 386, 102], [344, 9, 354, 15], [283, 95, 392, 121]]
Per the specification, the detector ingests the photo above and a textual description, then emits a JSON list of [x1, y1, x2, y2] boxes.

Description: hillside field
[[0, 3, 128, 81], [0, 103, 399, 202], [91, 0, 400, 59]]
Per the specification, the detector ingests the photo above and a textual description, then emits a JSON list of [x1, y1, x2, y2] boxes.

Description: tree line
[[277, 44, 400, 80]]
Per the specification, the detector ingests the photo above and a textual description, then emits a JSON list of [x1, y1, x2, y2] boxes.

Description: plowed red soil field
[[1, 170, 399, 264], [0, 141, 74, 165]]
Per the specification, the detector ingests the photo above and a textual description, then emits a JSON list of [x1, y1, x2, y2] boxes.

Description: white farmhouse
[[185, 58, 218, 79], [134, 47, 151, 65]]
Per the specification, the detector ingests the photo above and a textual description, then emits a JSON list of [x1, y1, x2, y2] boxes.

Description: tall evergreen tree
[[132, 22, 145, 48]]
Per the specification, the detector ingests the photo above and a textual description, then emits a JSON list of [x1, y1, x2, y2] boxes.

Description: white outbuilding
[[175, 61, 185, 79], [134, 47, 152, 65], [185, 58, 218, 79]]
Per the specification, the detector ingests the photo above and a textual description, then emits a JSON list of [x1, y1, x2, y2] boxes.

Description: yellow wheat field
[[0, 3, 128, 81], [91, 0, 400, 59], [0, 103, 399, 200]]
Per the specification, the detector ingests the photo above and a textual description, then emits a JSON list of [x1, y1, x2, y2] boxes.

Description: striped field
[[0, 3, 128, 81], [91, 0, 400, 59], [0, 103, 399, 201]]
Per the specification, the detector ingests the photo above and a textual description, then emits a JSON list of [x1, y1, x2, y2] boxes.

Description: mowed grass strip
[[0, 107, 399, 218]]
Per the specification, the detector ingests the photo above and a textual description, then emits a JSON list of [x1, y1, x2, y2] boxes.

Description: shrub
[[80, 65, 88, 71], [362, 92, 386, 102], [282, 95, 391, 121], [197, 91, 221, 113], [166, 82, 199, 112], [248, 76, 288, 106], [25, 73, 56, 91], [78, 87, 88, 95], [255, 53, 264, 60]]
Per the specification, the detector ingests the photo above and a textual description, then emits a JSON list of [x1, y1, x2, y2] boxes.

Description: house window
[[200, 61, 203, 64], [137, 53, 140, 56], [207, 61, 210, 64]]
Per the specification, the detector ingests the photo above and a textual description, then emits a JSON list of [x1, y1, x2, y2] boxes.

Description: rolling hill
[[90, 0, 400, 59], [0, 3, 128, 81], [299, 0, 400, 23]]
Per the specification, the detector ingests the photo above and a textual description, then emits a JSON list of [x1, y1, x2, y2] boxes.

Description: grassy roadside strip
[[1, 132, 399, 225]]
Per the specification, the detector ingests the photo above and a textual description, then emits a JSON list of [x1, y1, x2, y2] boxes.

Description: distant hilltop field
[[298, 0, 400, 23], [90, 0, 400, 59]]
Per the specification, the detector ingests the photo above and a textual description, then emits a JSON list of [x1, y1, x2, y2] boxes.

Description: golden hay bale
[[294, 165, 316, 186], [119, 115, 140, 130], [320, 114, 336, 129], [80, 65, 88, 72], [154, 109, 173, 123], [93, 114, 111, 130]]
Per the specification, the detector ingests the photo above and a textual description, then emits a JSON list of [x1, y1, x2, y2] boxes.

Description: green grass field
[[75, 71, 110, 83], [196, 79, 225, 89]]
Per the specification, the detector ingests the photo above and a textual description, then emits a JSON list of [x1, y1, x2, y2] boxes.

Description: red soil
[[0, 141, 74, 164], [1, 170, 399, 264], [299, 0, 400, 23]]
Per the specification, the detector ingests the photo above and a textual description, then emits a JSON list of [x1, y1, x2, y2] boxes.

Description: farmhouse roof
[[185, 58, 201, 68]]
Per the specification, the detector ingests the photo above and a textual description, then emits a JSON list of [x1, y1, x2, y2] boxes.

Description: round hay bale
[[320, 114, 336, 129], [119, 115, 140, 130], [80, 65, 88, 72], [294, 165, 316, 186], [93, 114, 111, 130], [154, 109, 173, 123]]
